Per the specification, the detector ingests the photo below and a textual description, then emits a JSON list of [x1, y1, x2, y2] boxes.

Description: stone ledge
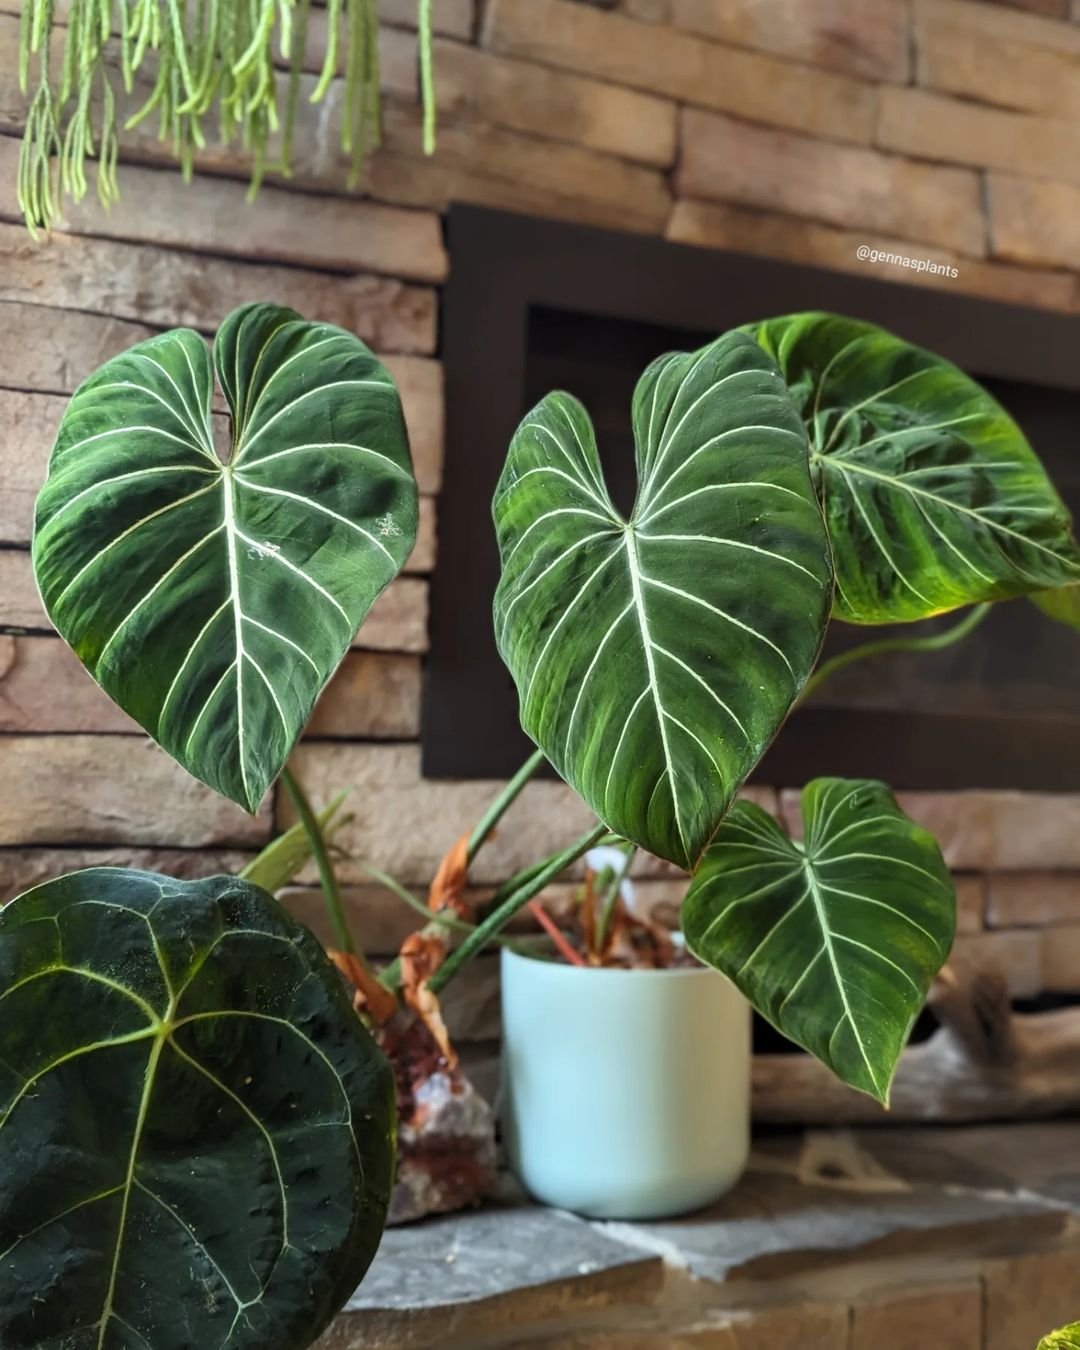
[[322, 1124, 1080, 1349]]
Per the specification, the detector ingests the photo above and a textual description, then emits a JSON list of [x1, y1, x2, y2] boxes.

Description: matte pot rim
[[501, 945, 719, 981]]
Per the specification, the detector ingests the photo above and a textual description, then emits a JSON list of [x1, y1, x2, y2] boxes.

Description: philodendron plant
[[2, 303, 1079, 1350]]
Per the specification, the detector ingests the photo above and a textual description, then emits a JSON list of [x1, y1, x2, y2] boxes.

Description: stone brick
[[365, 103, 672, 236], [1040, 923, 1080, 993], [356, 578, 428, 654], [0, 226, 438, 354], [0, 636, 133, 733], [988, 173, 1080, 272], [433, 39, 677, 168], [543, 1301, 853, 1348], [0, 301, 155, 394], [851, 1280, 981, 1350], [955, 875, 985, 934], [0, 550, 44, 628], [0, 846, 255, 904], [382, 0, 474, 36], [877, 87, 1080, 187], [305, 652, 421, 739], [916, 0, 1080, 46], [914, 1, 1080, 117], [0, 735, 270, 846], [984, 1249, 1080, 1350], [988, 872, 1080, 927], [381, 356, 443, 495], [677, 109, 985, 256], [408, 497, 437, 573], [672, 0, 910, 81], [281, 743, 601, 884], [985, 0, 1069, 15], [483, 0, 876, 145], [665, 200, 1074, 312], [949, 930, 1043, 998], [0, 140, 449, 284]]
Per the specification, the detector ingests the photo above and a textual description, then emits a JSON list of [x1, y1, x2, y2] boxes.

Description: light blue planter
[[500, 948, 750, 1220]]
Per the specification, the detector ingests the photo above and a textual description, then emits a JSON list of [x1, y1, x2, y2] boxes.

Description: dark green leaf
[[493, 331, 832, 869], [750, 312, 1080, 624], [683, 779, 955, 1103], [0, 869, 395, 1350], [33, 303, 418, 812]]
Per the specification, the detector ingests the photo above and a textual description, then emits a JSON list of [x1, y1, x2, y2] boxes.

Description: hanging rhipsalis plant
[[16, 0, 437, 233]]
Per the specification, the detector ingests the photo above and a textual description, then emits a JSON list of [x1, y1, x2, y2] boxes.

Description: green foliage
[[17, 0, 437, 233], [32, 302, 417, 813], [750, 312, 1080, 624], [683, 779, 955, 1104], [0, 868, 395, 1350], [1039, 1324, 1080, 1350], [493, 330, 832, 870]]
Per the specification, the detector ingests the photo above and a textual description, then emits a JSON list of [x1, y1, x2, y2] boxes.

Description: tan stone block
[[0, 226, 438, 353], [382, 355, 443, 495], [408, 497, 437, 573], [0, 301, 155, 394], [483, 0, 876, 145], [988, 872, 1080, 927], [677, 109, 985, 255], [305, 652, 421, 739], [666, 199, 1074, 311], [984, 1249, 1080, 1350], [382, 0, 474, 36], [877, 87, 1080, 187], [0, 140, 449, 284], [915, 5, 1080, 117], [915, 0, 1080, 49], [672, 0, 910, 81], [852, 1280, 981, 1350], [365, 102, 672, 236], [0, 734, 270, 846], [0, 846, 255, 904], [281, 742, 601, 884], [1040, 923, 1080, 992], [0, 550, 44, 628], [0, 389, 62, 543], [955, 875, 985, 934], [356, 578, 428, 653], [988, 173, 1080, 271], [433, 39, 677, 168], [0, 636, 133, 733], [950, 929, 1043, 998]]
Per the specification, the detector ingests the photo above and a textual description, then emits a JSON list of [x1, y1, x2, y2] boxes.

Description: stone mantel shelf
[[317, 1123, 1080, 1350]]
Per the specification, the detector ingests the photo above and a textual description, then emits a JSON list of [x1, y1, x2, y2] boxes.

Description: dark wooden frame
[[424, 205, 1080, 789]]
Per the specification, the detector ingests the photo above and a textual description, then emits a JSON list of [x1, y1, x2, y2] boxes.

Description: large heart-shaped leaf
[[33, 303, 418, 811], [750, 313, 1080, 624], [0, 868, 395, 1350], [493, 330, 832, 869], [683, 779, 955, 1103]]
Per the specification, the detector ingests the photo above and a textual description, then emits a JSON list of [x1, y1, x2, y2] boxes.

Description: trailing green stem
[[427, 823, 608, 996], [466, 746, 546, 863], [801, 603, 992, 702], [281, 765, 370, 970]]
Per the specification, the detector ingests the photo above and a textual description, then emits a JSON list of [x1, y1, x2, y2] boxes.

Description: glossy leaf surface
[[493, 331, 832, 869], [33, 303, 417, 811], [683, 779, 955, 1103], [0, 868, 395, 1350], [751, 313, 1080, 624]]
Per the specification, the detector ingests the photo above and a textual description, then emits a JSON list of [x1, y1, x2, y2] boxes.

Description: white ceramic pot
[[499, 947, 750, 1220]]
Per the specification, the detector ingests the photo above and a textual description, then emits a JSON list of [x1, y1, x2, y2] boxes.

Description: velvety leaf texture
[[0, 869, 395, 1350], [492, 331, 832, 870], [683, 778, 956, 1103], [750, 312, 1080, 624], [33, 303, 418, 812]]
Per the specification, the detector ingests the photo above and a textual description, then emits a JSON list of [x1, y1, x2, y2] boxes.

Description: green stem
[[281, 766, 369, 970], [350, 857, 487, 938], [466, 747, 546, 863], [427, 823, 608, 996], [801, 603, 992, 702]]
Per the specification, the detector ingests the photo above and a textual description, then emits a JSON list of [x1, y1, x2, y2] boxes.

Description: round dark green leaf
[[0, 869, 395, 1350], [493, 330, 832, 870], [683, 779, 955, 1104], [33, 303, 418, 812], [750, 312, 1080, 624]]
